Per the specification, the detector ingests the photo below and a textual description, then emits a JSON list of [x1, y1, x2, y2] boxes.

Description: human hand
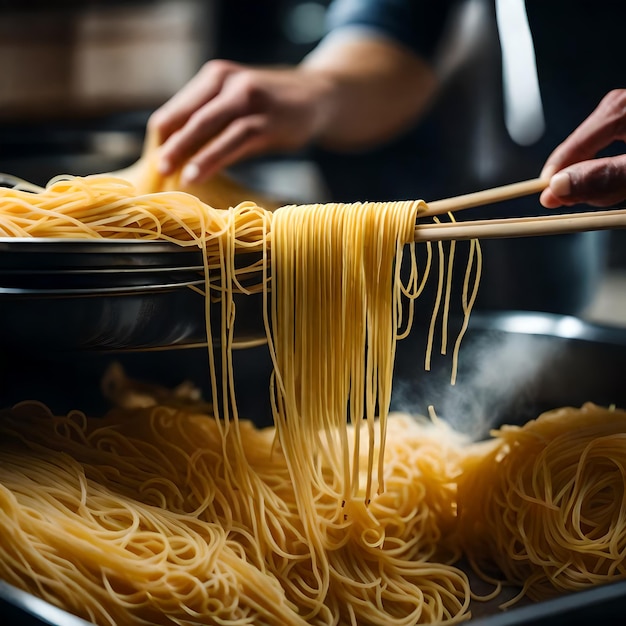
[[540, 89, 626, 209], [148, 60, 330, 184]]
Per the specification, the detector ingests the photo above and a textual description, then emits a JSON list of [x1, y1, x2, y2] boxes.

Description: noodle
[[0, 166, 624, 621], [0, 404, 471, 625], [267, 199, 422, 505], [0, 172, 480, 624], [456, 403, 626, 607]]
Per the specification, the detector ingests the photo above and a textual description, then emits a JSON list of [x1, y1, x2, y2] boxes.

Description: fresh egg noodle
[[2, 170, 625, 623], [0, 174, 482, 624], [268, 199, 421, 507], [456, 403, 626, 607], [0, 403, 471, 625]]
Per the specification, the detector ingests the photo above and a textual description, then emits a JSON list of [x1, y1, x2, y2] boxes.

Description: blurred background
[[0, 0, 330, 199], [0, 0, 624, 324]]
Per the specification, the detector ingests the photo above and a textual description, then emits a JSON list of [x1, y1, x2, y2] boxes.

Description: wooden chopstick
[[414, 208, 626, 242], [422, 177, 549, 217]]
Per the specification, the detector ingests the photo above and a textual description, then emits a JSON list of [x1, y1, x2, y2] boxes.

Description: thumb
[[542, 155, 626, 208]]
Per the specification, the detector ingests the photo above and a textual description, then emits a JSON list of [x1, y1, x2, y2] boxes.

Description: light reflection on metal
[[498, 312, 588, 340]]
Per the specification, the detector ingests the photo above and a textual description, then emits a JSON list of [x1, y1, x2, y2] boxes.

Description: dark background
[[0, 0, 624, 267]]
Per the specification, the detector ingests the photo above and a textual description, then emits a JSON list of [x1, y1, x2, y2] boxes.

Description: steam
[[392, 331, 563, 441]]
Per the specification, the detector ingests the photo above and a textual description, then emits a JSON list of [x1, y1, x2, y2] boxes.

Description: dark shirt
[[311, 0, 624, 314], [324, 0, 452, 62]]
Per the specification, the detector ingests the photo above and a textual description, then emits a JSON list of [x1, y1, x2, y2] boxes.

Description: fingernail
[[157, 157, 172, 175], [550, 171, 571, 197], [182, 163, 200, 184], [540, 163, 556, 179]]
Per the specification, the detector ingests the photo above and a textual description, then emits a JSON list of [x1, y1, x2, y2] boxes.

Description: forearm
[[302, 34, 438, 151], [146, 32, 437, 183]]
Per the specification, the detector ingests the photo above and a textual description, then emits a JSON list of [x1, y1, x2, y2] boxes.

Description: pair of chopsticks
[[416, 178, 626, 242]]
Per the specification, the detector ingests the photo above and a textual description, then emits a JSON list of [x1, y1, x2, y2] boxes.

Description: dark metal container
[[1, 311, 626, 624]]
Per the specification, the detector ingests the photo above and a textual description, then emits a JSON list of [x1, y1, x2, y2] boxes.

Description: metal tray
[[0, 283, 265, 351], [0, 311, 625, 624], [0, 238, 204, 270], [0, 266, 204, 290]]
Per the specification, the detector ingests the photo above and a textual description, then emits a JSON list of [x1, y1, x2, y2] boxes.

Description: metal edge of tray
[[470, 579, 626, 625], [467, 310, 626, 347], [0, 280, 206, 297], [0, 580, 93, 626], [0, 239, 265, 275], [0, 265, 205, 275], [0, 238, 194, 254]]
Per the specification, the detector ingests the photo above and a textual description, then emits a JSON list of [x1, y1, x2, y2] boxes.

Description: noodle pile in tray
[[0, 173, 625, 625]]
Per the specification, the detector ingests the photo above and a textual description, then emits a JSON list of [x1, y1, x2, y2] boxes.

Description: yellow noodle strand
[[456, 403, 626, 605], [0, 172, 485, 624]]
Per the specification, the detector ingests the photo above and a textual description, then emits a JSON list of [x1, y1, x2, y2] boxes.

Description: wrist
[[295, 66, 341, 146]]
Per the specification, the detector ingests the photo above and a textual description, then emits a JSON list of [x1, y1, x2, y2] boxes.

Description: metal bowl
[[0, 238, 204, 270], [0, 283, 265, 351], [0, 238, 266, 350]]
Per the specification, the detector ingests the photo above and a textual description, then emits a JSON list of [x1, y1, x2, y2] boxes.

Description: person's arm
[[301, 33, 437, 151], [540, 89, 626, 209], [148, 34, 436, 185]]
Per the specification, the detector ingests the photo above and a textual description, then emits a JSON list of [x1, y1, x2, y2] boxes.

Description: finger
[[157, 95, 243, 175], [157, 67, 270, 175], [158, 67, 268, 175], [148, 61, 238, 146], [539, 187, 565, 209], [541, 154, 626, 208], [181, 115, 270, 183], [542, 90, 626, 177]]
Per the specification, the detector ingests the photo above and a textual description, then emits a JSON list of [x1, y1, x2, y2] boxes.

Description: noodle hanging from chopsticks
[[1, 171, 625, 622], [0, 171, 482, 624]]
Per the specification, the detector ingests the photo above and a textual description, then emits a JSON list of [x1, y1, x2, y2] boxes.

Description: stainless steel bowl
[[0, 283, 265, 351], [0, 238, 266, 350], [0, 238, 204, 270]]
